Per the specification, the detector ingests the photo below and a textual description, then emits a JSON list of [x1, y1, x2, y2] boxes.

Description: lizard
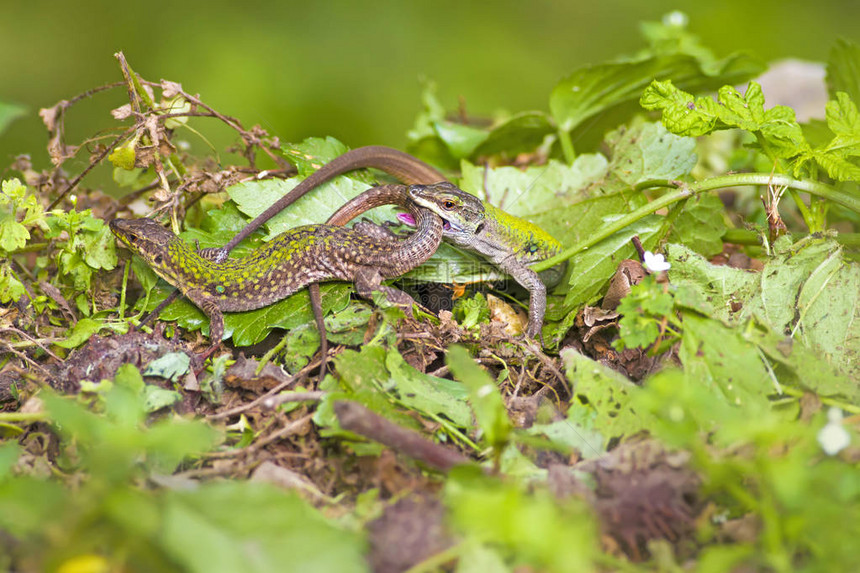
[[111, 183, 448, 357], [200, 146, 565, 339]]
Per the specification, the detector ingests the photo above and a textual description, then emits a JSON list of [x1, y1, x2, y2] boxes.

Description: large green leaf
[[147, 283, 351, 346], [827, 38, 860, 103], [161, 483, 366, 573], [551, 53, 763, 134], [561, 349, 652, 449], [458, 155, 608, 218], [447, 345, 511, 450], [472, 111, 555, 158]]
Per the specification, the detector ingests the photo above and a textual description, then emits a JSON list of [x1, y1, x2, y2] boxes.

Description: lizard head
[[405, 182, 486, 247], [109, 218, 189, 283]]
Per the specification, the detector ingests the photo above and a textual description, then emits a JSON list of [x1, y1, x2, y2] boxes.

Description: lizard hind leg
[[307, 283, 329, 383]]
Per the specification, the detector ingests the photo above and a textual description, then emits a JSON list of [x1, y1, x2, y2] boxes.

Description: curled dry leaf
[[160, 80, 184, 99], [602, 259, 646, 311], [39, 101, 78, 167], [111, 103, 133, 120]]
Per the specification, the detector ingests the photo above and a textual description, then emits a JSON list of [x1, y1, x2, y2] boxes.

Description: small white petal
[[664, 11, 689, 27], [818, 408, 850, 455], [476, 384, 495, 398], [643, 251, 671, 272]]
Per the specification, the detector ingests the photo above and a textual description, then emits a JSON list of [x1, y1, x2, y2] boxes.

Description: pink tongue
[[397, 213, 416, 226]]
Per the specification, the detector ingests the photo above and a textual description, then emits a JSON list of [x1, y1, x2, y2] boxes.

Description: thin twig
[[334, 401, 476, 473], [48, 126, 136, 210], [206, 358, 321, 420], [206, 413, 314, 458], [261, 391, 325, 410]]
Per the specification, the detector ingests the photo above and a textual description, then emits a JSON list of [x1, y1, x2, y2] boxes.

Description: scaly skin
[[202, 146, 565, 338], [112, 184, 445, 346], [333, 182, 566, 337]]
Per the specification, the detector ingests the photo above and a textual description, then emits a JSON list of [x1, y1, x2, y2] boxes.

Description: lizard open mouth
[[397, 212, 452, 230]]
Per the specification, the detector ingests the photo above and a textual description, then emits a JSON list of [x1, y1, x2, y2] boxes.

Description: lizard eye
[[442, 200, 456, 210], [153, 255, 163, 265]]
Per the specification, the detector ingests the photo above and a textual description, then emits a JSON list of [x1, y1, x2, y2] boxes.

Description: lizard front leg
[[496, 259, 546, 340], [353, 267, 417, 317]]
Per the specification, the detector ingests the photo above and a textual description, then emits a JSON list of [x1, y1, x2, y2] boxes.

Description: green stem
[[403, 542, 463, 573], [558, 129, 575, 164], [0, 412, 47, 423], [532, 173, 860, 272], [119, 260, 129, 321]]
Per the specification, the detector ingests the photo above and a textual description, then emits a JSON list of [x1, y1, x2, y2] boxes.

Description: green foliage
[[636, 368, 860, 571], [447, 345, 511, 453], [562, 349, 655, 449], [642, 80, 860, 182], [614, 274, 676, 350], [453, 292, 491, 331], [0, 367, 365, 572], [445, 467, 598, 573], [0, 178, 117, 311], [5, 15, 860, 573], [827, 38, 860, 102]]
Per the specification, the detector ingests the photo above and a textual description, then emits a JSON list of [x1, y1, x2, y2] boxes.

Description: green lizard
[[111, 183, 447, 354], [203, 146, 566, 338]]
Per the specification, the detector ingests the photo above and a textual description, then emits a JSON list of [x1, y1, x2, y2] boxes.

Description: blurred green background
[[1, 0, 858, 173]]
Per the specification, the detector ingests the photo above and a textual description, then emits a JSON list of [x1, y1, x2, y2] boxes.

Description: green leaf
[[453, 292, 490, 331], [320, 346, 419, 437], [666, 243, 759, 323], [433, 120, 488, 159], [281, 323, 319, 372], [827, 38, 860, 103], [385, 349, 472, 427], [666, 193, 727, 257], [115, 362, 145, 393], [446, 345, 511, 449], [473, 111, 555, 158], [82, 220, 118, 270], [280, 136, 352, 178], [561, 349, 652, 448], [108, 143, 137, 170], [52, 318, 116, 349], [325, 301, 373, 345], [148, 283, 350, 346], [459, 155, 608, 218], [525, 412, 604, 461], [642, 80, 809, 158], [143, 352, 191, 382], [810, 91, 860, 180], [603, 120, 697, 185], [161, 482, 366, 573], [0, 442, 20, 478], [141, 385, 182, 413], [678, 313, 772, 411], [615, 275, 674, 349], [0, 214, 29, 252], [445, 469, 597, 572], [560, 213, 662, 311], [0, 101, 25, 136], [0, 264, 26, 304], [551, 53, 763, 134]]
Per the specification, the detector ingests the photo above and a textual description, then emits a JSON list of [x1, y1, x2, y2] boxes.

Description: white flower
[[643, 251, 671, 273], [818, 407, 850, 456], [663, 11, 689, 28]]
